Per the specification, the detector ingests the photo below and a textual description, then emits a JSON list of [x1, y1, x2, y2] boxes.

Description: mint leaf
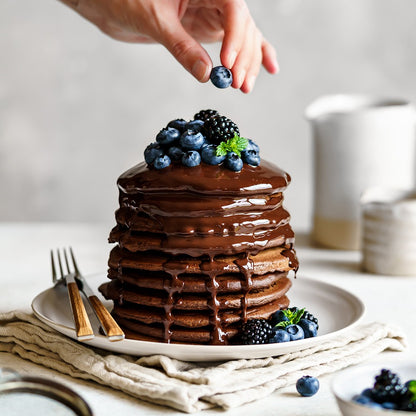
[[235, 135, 249, 153], [292, 308, 305, 325], [215, 133, 249, 157], [273, 308, 305, 329], [275, 321, 291, 329], [216, 141, 228, 157]]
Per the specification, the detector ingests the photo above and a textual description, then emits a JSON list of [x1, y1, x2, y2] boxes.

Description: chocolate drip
[[161, 263, 186, 343], [233, 255, 254, 323], [116, 258, 124, 305], [200, 258, 227, 344], [281, 245, 299, 276]]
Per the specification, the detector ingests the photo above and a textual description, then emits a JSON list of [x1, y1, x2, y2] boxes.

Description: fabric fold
[[0, 311, 407, 413]]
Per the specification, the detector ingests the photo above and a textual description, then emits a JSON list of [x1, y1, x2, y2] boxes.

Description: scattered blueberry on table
[[353, 369, 416, 411], [143, 109, 261, 172], [296, 376, 320, 397], [210, 66, 233, 89]]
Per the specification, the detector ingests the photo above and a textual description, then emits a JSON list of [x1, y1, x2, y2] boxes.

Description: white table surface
[[0, 222, 415, 415]]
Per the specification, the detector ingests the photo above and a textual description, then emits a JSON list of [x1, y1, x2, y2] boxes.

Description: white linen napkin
[[0, 311, 406, 413]]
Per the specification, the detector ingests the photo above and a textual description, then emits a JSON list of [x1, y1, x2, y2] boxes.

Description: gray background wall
[[1, 0, 415, 230]]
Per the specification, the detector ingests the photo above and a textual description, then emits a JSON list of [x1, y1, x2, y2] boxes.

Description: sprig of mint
[[216, 133, 249, 157], [408, 380, 416, 403], [274, 308, 305, 329]]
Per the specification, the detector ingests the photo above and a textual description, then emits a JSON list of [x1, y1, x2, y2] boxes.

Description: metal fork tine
[[63, 248, 71, 274], [57, 250, 65, 279], [69, 247, 80, 276], [50, 250, 57, 284]]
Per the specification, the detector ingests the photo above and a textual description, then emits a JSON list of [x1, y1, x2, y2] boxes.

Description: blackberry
[[240, 319, 273, 345], [371, 369, 405, 404], [400, 400, 416, 412], [204, 115, 240, 145], [194, 109, 219, 122]]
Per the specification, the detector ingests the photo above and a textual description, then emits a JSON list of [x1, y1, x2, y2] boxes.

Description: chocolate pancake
[[100, 158, 298, 345]]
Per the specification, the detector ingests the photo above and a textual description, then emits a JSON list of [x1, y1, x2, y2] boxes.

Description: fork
[[51, 248, 95, 341], [68, 248, 124, 342]]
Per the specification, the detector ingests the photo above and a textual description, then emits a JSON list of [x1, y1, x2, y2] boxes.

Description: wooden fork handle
[[88, 295, 125, 341], [67, 282, 95, 341]]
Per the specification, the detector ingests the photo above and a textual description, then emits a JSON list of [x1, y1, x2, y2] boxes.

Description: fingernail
[[273, 60, 280, 74], [228, 50, 237, 68], [236, 70, 246, 89], [191, 60, 210, 81], [246, 75, 256, 92]]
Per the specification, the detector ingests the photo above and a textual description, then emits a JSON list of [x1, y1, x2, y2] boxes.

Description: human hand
[[60, 0, 279, 93]]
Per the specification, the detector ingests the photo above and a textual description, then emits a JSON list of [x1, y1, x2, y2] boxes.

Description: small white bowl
[[332, 361, 416, 416]]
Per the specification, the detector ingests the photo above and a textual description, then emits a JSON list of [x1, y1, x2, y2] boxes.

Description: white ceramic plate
[[32, 274, 365, 362]]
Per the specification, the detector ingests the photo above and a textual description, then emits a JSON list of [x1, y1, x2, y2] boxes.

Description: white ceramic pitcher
[[306, 94, 416, 250]]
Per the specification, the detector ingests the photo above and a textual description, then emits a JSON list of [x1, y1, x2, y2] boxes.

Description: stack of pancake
[[99, 160, 298, 345]]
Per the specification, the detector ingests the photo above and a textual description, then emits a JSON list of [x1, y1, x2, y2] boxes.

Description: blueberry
[[210, 66, 233, 88], [381, 402, 397, 410], [286, 324, 304, 341], [167, 146, 184, 162], [296, 376, 320, 397], [299, 318, 318, 338], [200, 142, 210, 150], [353, 394, 377, 406], [153, 154, 171, 170], [144, 142, 163, 164], [269, 310, 289, 327], [269, 329, 291, 343], [226, 152, 243, 171], [156, 127, 181, 146], [167, 118, 187, 132], [367, 402, 384, 409], [182, 150, 201, 167], [201, 144, 226, 165], [180, 130, 205, 150], [242, 149, 260, 166], [246, 139, 260, 153], [186, 119, 205, 132]]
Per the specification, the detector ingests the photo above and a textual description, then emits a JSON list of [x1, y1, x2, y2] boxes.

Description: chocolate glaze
[[118, 160, 291, 195], [110, 160, 294, 257], [102, 160, 298, 345]]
